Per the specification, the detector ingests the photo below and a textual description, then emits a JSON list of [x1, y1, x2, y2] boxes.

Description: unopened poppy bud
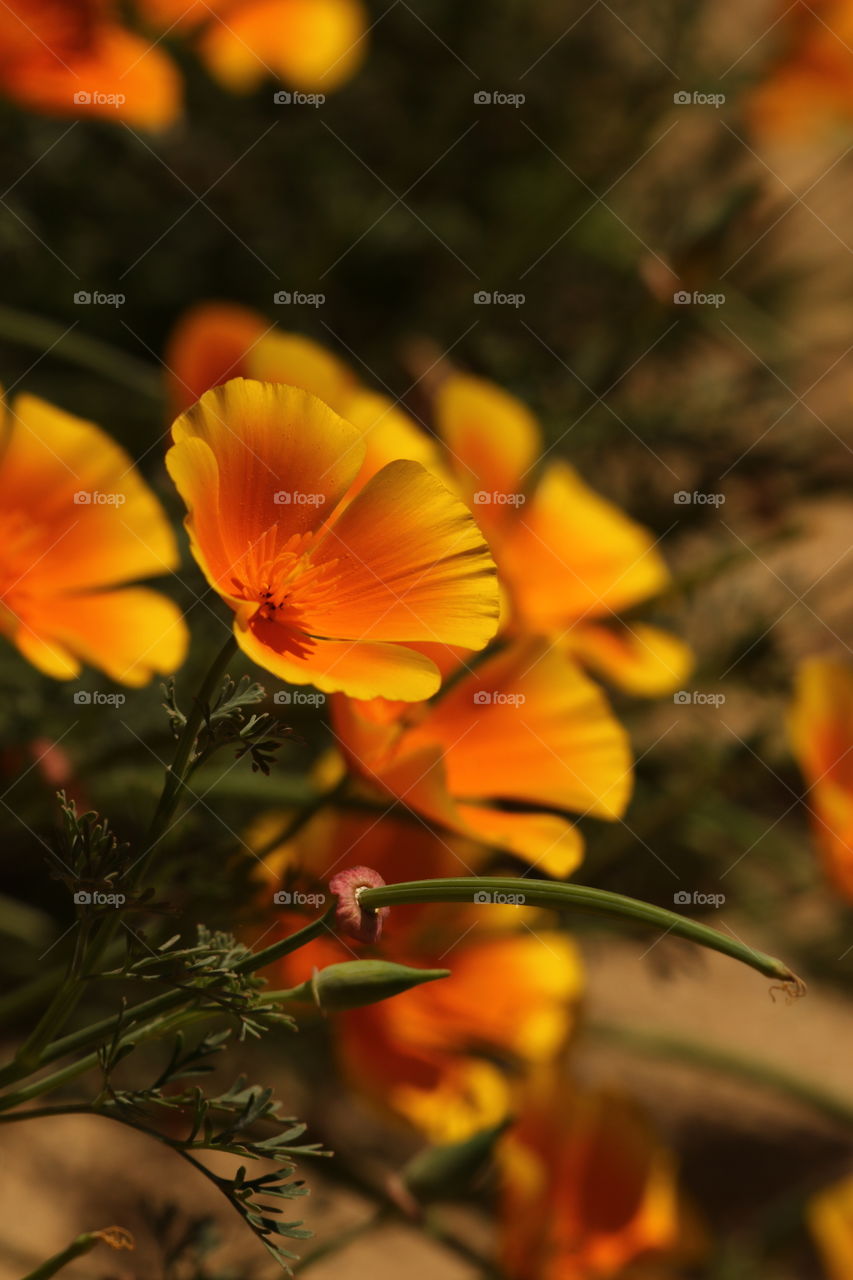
[[308, 959, 450, 1012], [329, 865, 389, 942], [388, 1118, 513, 1215]]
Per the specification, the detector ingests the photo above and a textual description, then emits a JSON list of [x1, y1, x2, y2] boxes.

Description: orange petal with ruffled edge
[[165, 302, 270, 413], [1, 393, 180, 596], [0, 14, 181, 130], [246, 331, 357, 415], [407, 641, 633, 822], [167, 378, 364, 593], [500, 461, 670, 630], [198, 0, 367, 93], [13, 586, 188, 686], [436, 373, 540, 520], [566, 621, 693, 697], [306, 459, 499, 649]]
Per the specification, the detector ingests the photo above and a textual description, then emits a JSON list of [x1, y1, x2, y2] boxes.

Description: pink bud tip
[[329, 866, 389, 943]]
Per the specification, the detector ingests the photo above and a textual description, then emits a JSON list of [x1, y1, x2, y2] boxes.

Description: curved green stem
[[357, 878, 803, 991]]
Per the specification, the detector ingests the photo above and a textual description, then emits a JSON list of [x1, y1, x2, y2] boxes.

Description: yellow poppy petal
[[198, 0, 367, 93], [436, 372, 540, 510], [342, 389, 449, 499], [501, 461, 671, 629], [2, 393, 179, 596], [567, 621, 694, 697], [245, 330, 357, 414], [307, 459, 500, 649], [234, 609, 442, 700], [809, 1175, 853, 1280], [14, 587, 188, 686]]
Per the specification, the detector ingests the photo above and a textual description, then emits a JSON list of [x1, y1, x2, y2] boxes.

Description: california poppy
[[749, 1, 853, 142], [788, 657, 853, 901], [0, 391, 187, 684], [0, 0, 181, 128], [331, 639, 632, 876], [166, 378, 499, 700], [809, 1174, 853, 1280]]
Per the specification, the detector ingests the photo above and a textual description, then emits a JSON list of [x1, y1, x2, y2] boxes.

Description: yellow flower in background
[[748, 1, 853, 143], [809, 1174, 853, 1280], [0, 392, 187, 685], [788, 657, 853, 901], [499, 1071, 701, 1280], [0, 0, 181, 129], [140, 0, 367, 94], [331, 639, 632, 877], [166, 378, 499, 700], [255, 811, 584, 1142]]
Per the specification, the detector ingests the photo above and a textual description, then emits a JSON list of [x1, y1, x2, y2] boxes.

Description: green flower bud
[[292, 960, 450, 1013]]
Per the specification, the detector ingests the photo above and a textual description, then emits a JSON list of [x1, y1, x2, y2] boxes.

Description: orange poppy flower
[[0, 391, 187, 684], [788, 657, 853, 902], [255, 810, 584, 1142], [748, 1, 853, 142], [166, 378, 499, 700], [809, 1174, 853, 1280], [0, 1, 181, 129], [141, 0, 367, 94], [499, 1071, 698, 1280], [330, 638, 632, 877]]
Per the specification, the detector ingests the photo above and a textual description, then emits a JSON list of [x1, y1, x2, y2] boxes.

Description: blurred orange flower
[[256, 811, 584, 1141], [0, 0, 181, 128], [499, 1071, 699, 1280], [749, 1, 853, 142], [141, 0, 367, 94], [809, 1173, 853, 1280], [166, 378, 499, 700], [331, 639, 632, 876], [0, 391, 187, 684], [788, 657, 853, 901]]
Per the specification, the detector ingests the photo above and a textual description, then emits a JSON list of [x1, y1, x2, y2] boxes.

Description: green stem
[[0, 909, 333, 1106], [0, 302, 161, 401], [19, 1231, 113, 1280], [588, 1020, 853, 1128], [358, 878, 803, 990]]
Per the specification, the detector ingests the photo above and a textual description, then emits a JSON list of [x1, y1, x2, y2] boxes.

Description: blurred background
[[1, 0, 853, 1276]]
